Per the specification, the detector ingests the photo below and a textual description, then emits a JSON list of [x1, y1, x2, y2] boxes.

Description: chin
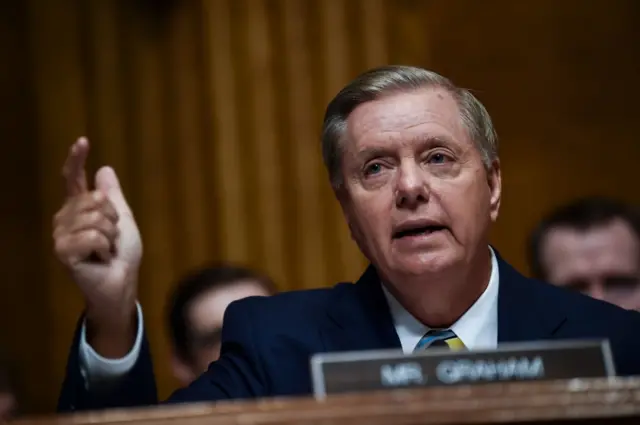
[[393, 250, 460, 277]]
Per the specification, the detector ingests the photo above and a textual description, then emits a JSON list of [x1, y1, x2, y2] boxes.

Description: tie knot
[[414, 329, 464, 351]]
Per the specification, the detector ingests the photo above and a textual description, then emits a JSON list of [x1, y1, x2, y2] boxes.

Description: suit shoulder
[[526, 277, 640, 326], [225, 282, 355, 325]]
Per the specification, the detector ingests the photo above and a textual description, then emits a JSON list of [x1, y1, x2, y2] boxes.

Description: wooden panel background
[[0, 0, 638, 414]]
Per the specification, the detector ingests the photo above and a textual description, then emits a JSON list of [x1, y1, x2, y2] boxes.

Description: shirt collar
[[382, 247, 500, 353]]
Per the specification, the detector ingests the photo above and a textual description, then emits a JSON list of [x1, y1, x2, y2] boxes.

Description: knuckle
[[53, 204, 70, 226], [53, 238, 63, 253], [86, 229, 102, 243], [87, 230, 110, 249], [52, 212, 61, 228], [53, 238, 68, 258], [87, 210, 103, 224], [91, 191, 105, 203], [52, 226, 63, 241]]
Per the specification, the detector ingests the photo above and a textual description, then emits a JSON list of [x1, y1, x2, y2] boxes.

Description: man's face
[[337, 88, 501, 287], [541, 219, 640, 310], [172, 280, 271, 385]]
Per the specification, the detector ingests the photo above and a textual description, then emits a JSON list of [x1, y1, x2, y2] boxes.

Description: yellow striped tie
[[414, 329, 465, 352]]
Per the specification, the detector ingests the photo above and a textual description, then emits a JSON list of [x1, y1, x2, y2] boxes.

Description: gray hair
[[321, 65, 499, 188]]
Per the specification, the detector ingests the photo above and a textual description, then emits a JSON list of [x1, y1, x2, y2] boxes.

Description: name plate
[[310, 339, 615, 398]]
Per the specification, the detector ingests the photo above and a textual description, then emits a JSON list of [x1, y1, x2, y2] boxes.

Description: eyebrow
[[355, 146, 394, 163], [354, 135, 451, 162]]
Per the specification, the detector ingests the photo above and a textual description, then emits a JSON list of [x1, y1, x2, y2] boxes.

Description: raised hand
[[53, 138, 142, 356]]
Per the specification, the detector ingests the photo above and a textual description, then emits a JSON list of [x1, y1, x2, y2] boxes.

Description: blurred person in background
[[166, 265, 276, 385], [528, 197, 640, 310], [0, 365, 17, 420]]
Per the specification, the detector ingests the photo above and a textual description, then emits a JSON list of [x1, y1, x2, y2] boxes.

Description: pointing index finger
[[63, 137, 90, 197]]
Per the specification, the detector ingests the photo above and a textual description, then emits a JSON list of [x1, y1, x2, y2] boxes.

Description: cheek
[[351, 193, 392, 235], [435, 179, 491, 233]]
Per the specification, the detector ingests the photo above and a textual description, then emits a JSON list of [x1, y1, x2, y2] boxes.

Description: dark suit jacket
[[58, 255, 640, 412]]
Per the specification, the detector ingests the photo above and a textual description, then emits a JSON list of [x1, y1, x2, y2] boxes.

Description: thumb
[[95, 166, 132, 215]]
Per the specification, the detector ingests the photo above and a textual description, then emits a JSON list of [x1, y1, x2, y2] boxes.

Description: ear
[[487, 159, 502, 223], [170, 351, 196, 387]]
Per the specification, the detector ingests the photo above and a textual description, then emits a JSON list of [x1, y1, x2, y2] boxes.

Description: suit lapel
[[320, 252, 568, 352], [496, 252, 567, 343], [320, 265, 401, 353]]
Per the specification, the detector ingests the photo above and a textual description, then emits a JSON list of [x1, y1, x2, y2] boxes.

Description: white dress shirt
[[79, 247, 500, 386]]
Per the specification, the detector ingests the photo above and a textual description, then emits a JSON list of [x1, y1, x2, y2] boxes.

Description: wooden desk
[[12, 377, 640, 425]]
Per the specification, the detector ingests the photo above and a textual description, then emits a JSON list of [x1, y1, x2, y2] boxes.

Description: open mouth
[[393, 225, 447, 239]]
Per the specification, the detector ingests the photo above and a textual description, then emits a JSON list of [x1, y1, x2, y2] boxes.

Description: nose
[[395, 161, 429, 210]]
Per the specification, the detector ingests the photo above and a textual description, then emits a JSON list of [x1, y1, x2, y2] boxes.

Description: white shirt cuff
[[78, 302, 144, 389]]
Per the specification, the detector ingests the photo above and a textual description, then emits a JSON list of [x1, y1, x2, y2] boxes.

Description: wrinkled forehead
[[344, 87, 468, 151]]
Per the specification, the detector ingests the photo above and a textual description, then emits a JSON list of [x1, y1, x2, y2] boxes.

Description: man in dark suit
[[53, 66, 640, 412]]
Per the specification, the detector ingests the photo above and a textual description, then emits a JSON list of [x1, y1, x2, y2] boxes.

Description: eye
[[364, 162, 384, 176], [605, 276, 639, 292], [427, 152, 452, 164]]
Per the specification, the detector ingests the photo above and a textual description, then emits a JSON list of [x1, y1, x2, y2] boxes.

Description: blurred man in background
[[529, 197, 640, 310], [0, 365, 16, 420], [167, 265, 276, 385]]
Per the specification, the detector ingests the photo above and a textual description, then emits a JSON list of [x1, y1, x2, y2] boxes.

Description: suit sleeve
[[58, 298, 268, 410], [57, 313, 158, 412]]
